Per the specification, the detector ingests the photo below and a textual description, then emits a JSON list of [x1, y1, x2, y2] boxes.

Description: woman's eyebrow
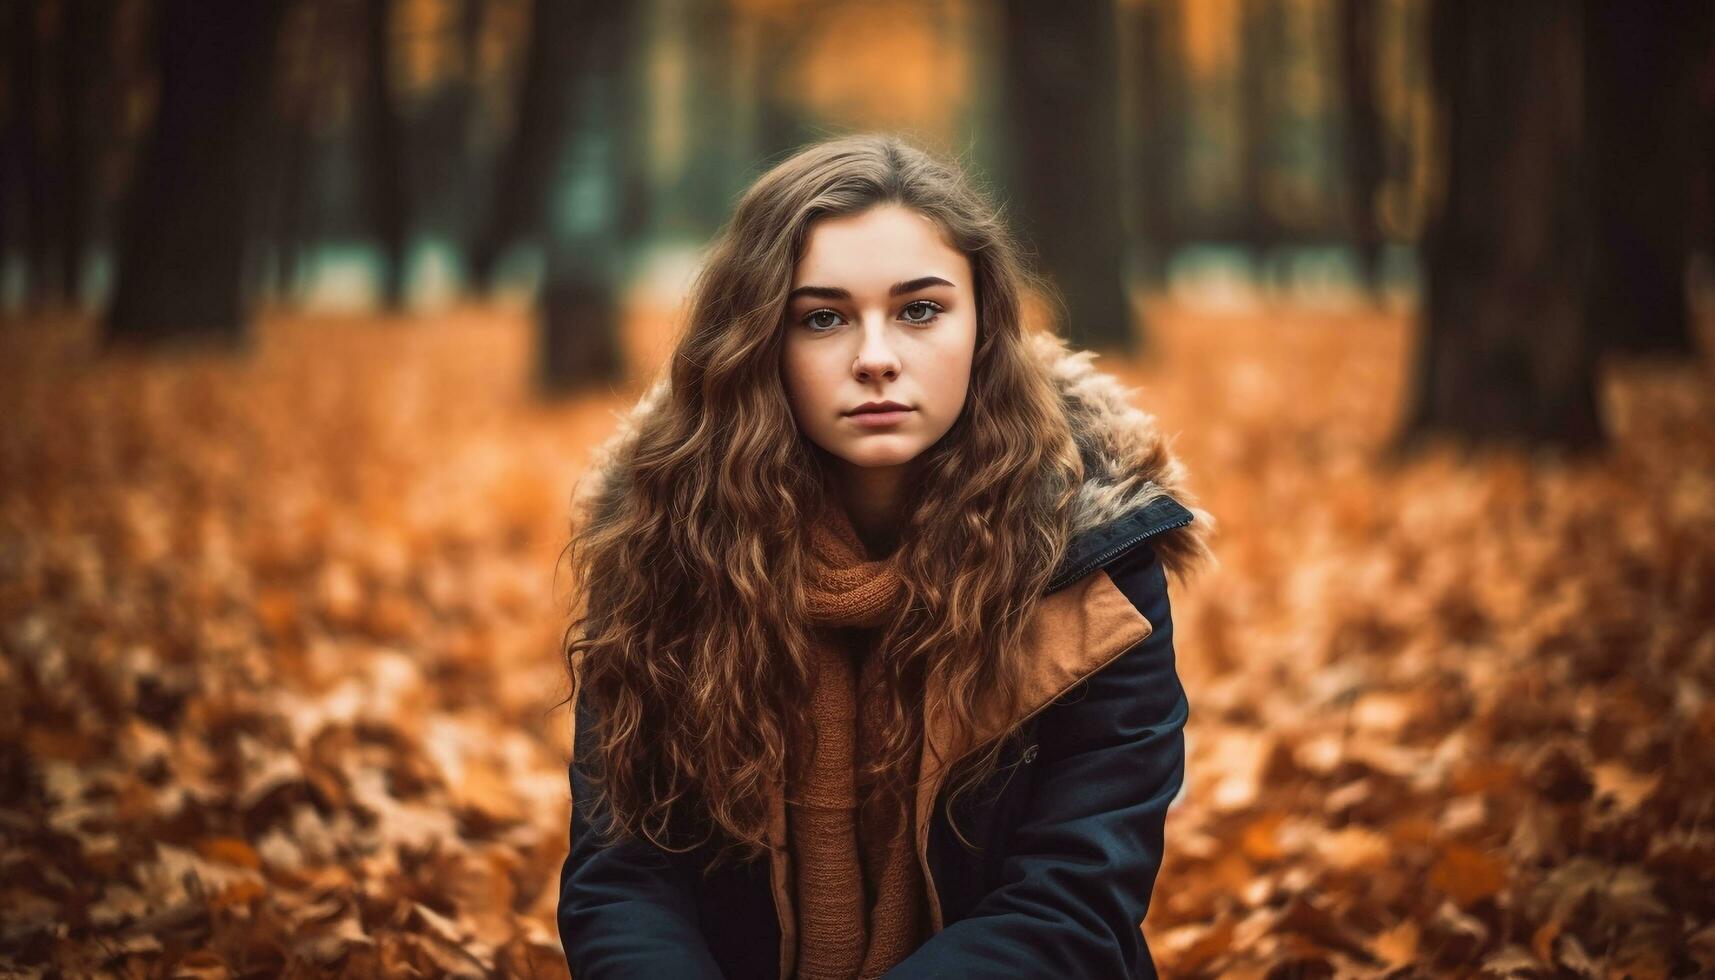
[[787, 276, 955, 303]]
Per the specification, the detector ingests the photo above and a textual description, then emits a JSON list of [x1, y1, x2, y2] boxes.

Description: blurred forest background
[[3, 0, 1715, 977]]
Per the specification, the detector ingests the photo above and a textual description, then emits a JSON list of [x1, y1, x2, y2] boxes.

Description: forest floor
[[1, 300, 1712, 978]]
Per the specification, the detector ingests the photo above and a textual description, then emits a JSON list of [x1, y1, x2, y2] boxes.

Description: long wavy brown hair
[[561, 133, 1096, 872]]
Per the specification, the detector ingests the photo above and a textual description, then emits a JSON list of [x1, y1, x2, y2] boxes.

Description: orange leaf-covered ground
[[2, 300, 1712, 978]]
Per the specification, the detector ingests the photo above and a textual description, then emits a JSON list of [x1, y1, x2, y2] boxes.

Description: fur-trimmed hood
[[1028, 330, 1215, 583], [573, 330, 1215, 583]]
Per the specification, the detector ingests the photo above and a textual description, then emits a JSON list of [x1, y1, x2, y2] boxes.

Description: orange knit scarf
[[789, 496, 931, 979]]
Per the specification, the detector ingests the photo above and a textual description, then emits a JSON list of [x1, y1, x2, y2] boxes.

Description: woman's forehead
[[793, 206, 967, 292]]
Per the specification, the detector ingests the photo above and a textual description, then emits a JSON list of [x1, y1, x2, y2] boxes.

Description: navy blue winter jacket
[[559, 495, 1194, 979]]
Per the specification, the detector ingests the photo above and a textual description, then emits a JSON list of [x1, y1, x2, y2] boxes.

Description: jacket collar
[[1046, 495, 1195, 595]]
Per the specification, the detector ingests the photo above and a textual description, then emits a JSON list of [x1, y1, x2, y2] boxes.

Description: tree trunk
[[538, 0, 647, 393], [1695, 20, 1715, 271], [105, 0, 286, 346], [451, 0, 487, 267], [1399, 0, 1602, 453], [1585, 1, 1707, 357], [55, 0, 115, 309], [648, 0, 749, 239], [1338, 0, 1384, 293], [749, 10, 812, 169], [3, 0, 58, 309], [0, 0, 28, 311], [1124, 0, 1185, 290], [256, 0, 326, 305], [468, 0, 573, 292], [1239, 0, 1284, 278], [1000, 0, 1132, 352], [539, 268, 625, 394], [361, 0, 409, 309]]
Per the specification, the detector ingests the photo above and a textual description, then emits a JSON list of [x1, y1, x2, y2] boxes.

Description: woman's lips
[[845, 409, 914, 428]]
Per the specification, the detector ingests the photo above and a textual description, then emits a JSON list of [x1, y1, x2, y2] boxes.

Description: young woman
[[558, 134, 1214, 980]]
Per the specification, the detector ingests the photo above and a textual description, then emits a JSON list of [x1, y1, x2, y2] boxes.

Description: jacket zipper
[[1045, 511, 1192, 594]]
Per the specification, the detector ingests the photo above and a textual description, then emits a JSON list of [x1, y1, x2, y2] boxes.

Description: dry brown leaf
[[1430, 841, 1510, 906], [1313, 825, 1391, 872], [1480, 945, 1548, 978], [1238, 811, 1285, 862], [1369, 919, 1419, 968]]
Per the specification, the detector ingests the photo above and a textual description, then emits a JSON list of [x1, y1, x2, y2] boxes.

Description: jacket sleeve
[[884, 544, 1188, 979], [558, 687, 727, 979]]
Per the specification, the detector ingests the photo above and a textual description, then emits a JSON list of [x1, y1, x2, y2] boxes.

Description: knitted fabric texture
[[788, 495, 930, 980]]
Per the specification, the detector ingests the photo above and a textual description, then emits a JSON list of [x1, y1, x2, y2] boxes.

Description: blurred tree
[[57, 0, 118, 309], [676, 0, 747, 235], [256, 0, 324, 302], [1, 0, 55, 308], [361, 0, 409, 308], [1402, 0, 1602, 451], [646, 0, 752, 240], [1239, 0, 1285, 273], [1338, 0, 1384, 293], [536, 0, 649, 393], [1122, 0, 1186, 290], [427, 0, 489, 262], [106, 0, 288, 345], [1585, 1, 1709, 358], [1000, 0, 1132, 351], [748, 8, 815, 169], [1698, 23, 1715, 273], [468, 0, 567, 291]]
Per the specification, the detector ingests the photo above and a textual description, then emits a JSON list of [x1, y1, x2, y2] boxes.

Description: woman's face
[[780, 204, 978, 484]]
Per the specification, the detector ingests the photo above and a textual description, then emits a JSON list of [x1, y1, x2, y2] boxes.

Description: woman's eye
[[804, 309, 843, 331], [901, 300, 943, 324], [801, 302, 941, 331]]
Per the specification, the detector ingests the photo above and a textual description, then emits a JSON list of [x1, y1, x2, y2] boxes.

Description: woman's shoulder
[[1017, 496, 1192, 707], [1028, 499, 1188, 756]]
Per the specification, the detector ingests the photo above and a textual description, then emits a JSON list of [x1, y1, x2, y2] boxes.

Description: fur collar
[[1027, 330, 1215, 583]]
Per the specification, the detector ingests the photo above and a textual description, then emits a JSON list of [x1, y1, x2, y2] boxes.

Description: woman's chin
[[835, 441, 925, 470]]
